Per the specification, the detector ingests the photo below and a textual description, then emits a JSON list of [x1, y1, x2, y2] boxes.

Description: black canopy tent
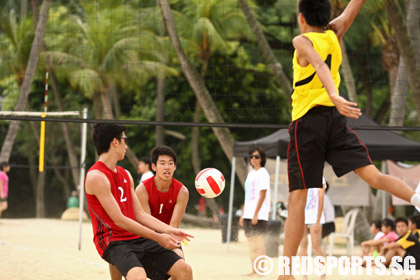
[[235, 115, 420, 160], [225, 115, 420, 246]]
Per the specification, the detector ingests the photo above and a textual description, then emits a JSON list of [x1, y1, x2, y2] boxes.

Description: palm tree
[[238, 0, 292, 95], [157, 0, 249, 186], [173, 0, 254, 175], [0, 0, 51, 164], [385, 0, 420, 123]]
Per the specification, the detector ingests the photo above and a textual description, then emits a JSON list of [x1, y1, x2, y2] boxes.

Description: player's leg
[[167, 259, 193, 280], [253, 233, 267, 273], [109, 264, 122, 280], [278, 189, 308, 280], [309, 225, 326, 279], [125, 267, 147, 280], [246, 235, 259, 275], [299, 227, 309, 280], [299, 226, 309, 257], [355, 165, 418, 205], [173, 247, 184, 259]]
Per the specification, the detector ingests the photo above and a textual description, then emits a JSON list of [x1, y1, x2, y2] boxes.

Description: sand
[[0, 218, 419, 279]]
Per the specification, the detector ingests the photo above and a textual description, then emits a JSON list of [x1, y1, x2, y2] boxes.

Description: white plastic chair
[[328, 208, 359, 256]]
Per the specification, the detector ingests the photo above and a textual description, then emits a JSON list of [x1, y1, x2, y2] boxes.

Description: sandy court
[[0, 218, 419, 280]]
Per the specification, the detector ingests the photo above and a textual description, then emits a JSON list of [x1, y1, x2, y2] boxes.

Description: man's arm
[[293, 35, 361, 119], [135, 183, 151, 215], [327, 0, 366, 44], [169, 186, 189, 228], [0, 179, 4, 198], [127, 172, 192, 242]]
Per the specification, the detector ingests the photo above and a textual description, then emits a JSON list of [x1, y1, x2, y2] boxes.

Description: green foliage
[[0, 0, 419, 218]]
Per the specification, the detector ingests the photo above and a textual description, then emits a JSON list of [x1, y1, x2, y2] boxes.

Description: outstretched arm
[[327, 0, 366, 44], [293, 35, 361, 119], [169, 186, 189, 228]]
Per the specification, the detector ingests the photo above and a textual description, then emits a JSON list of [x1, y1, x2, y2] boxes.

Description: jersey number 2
[[118, 187, 127, 202]]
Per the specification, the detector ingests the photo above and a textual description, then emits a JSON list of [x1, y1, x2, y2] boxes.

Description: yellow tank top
[[291, 30, 342, 121]]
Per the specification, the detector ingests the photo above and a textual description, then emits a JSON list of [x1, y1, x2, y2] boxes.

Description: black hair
[[92, 123, 127, 156], [139, 156, 151, 168], [395, 216, 409, 226], [0, 162, 9, 170], [299, 0, 332, 28], [409, 214, 420, 228], [151, 146, 177, 165], [371, 219, 382, 230], [248, 146, 267, 167], [382, 218, 395, 230]]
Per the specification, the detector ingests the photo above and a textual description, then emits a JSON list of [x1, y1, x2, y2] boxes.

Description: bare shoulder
[[178, 185, 189, 201], [85, 170, 110, 195], [292, 35, 313, 50], [135, 183, 147, 196]]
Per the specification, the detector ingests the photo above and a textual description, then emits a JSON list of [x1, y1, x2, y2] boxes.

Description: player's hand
[[330, 95, 361, 119], [169, 228, 194, 243], [157, 233, 182, 250], [239, 217, 244, 227], [251, 216, 258, 225]]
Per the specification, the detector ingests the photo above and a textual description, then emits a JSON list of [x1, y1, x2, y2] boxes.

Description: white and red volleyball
[[195, 168, 225, 198]]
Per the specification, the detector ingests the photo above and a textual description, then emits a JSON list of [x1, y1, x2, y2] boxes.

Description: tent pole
[[381, 161, 387, 219], [227, 156, 236, 250], [78, 108, 88, 250], [272, 156, 280, 220]]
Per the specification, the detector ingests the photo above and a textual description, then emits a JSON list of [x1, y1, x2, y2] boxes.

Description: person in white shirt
[[361, 219, 385, 256], [239, 146, 271, 277], [138, 156, 154, 184]]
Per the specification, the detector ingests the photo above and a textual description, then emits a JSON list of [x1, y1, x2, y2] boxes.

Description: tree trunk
[[385, 0, 420, 123], [21, 0, 28, 20], [110, 83, 121, 118], [389, 0, 420, 127], [157, 0, 248, 186], [238, 0, 292, 96], [155, 72, 166, 146], [32, 0, 39, 27], [52, 166, 72, 199], [0, 0, 52, 163], [49, 66, 80, 187], [389, 60, 408, 127], [340, 43, 358, 103], [100, 86, 114, 120]]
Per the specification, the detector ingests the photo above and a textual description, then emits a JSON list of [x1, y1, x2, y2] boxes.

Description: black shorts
[[102, 238, 181, 279], [288, 106, 372, 191], [0, 198, 7, 202], [243, 219, 268, 237]]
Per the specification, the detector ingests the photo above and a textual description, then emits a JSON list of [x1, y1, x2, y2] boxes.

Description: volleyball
[[195, 168, 225, 198]]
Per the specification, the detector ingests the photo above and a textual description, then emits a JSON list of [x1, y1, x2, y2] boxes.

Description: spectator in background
[[138, 156, 154, 184], [0, 162, 10, 218], [361, 219, 385, 256], [66, 190, 79, 208], [322, 181, 335, 240], [409, 214, 420, 240], [380, 217, 420, 269], [239, 146, 271, 277]]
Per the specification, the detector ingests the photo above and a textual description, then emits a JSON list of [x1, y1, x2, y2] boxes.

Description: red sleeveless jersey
[[143, 177, 183, 225], [85, 161, 138, 256]]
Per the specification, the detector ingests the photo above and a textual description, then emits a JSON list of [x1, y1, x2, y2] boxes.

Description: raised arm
[[169, 186, 189, 228], [326, 0, 366, 44], [293, 35, 361, 119]]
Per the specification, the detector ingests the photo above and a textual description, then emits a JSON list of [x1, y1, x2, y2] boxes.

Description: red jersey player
[[85, 123, 193, 280], [110, 146, 189, 280]]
